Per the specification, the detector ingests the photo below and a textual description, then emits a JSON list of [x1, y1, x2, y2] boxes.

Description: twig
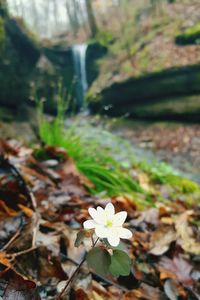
[[2, 230, 21, 251], [6, 246, 37, 259], [65, 256, 129, 292], [56, 256, 86, 300], [29, 192, 39, 248], [91, 235, 95, 247], [56, 238, 99, 300]]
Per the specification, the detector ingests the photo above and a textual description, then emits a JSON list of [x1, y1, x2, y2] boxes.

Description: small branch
[[6, 246, 37, 259], [56, 238, 99, 300], [2, 229, 21, 251], [65, 256, 129, 292], [56, 256, 86, 300], [91, 235, 95, 247]]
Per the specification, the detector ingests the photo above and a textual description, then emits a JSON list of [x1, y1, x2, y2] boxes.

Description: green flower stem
[[56, 237, 99, 300]]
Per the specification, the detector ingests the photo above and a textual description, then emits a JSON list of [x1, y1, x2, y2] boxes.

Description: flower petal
[[118, 227, 132, 239], [105, 203, 115, 217], [113, 211, 127, 226], [88, 207, 105, 224], [97, 206, 104, 214], [88, 208, 98, 220], [96, 206, 106, 224], [83, 220, 96, 229], [107, 235, 120, 247], [95, 226, 109, 238]]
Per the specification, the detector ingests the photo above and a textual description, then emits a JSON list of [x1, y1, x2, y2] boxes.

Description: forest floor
[[113, 120, 200, 183], [0, 118, 199, 299]]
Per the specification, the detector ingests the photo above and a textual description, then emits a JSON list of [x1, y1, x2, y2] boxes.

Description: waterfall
[[72, 44, 88, 111]]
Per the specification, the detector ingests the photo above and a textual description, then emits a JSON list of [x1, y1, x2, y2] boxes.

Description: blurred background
[[1, 0, 200, 181]]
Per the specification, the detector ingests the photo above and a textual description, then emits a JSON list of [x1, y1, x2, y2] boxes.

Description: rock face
[[88, 65, 200, 121], [33, 46, 74, 113], [0, 12, 40, 107], [33, 42, 107, 113], [86, 42, 107, 86]]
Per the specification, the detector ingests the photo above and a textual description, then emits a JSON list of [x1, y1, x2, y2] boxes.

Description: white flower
[[83, 203, 132, 247]]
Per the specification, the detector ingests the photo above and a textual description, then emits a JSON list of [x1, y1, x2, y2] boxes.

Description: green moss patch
[[176, 23, 200, 45]]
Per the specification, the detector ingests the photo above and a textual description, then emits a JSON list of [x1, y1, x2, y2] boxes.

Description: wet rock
[[0, 12, 40, 108], [88, 65, 200, 121], [86, 42, 107, 86]]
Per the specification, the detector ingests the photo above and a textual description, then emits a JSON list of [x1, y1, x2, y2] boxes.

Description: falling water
[[72, 44, 88, 111]]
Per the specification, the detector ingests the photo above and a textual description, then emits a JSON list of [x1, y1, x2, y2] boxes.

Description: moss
[[121, 61, 133, 74], [176, 23, 200, 45], [137, 46, 150, 71], [94, 30, 114, 48]]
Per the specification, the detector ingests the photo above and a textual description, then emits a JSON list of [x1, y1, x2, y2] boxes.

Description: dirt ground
[[113, 120, 200, 183]]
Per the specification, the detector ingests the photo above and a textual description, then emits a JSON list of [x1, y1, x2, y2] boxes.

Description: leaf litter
[[0, 139, 199, 299]]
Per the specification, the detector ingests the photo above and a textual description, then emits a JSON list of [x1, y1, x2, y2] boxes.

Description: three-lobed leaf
[[86, 247, 111, 276], [109, 249, 131, 277]]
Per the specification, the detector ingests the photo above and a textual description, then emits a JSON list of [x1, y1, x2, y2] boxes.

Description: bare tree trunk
[[31, 0, 38, 30], [44, 0, 50, 37], [85, 0, 98, 38], [66, 0, 79, 37], [19, 0, 26, 19], [53, 0, 59, 32], [13, 0, 20, 15], [77, 0, 89, 36]]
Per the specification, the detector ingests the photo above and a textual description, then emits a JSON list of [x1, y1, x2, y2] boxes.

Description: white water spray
[[72, 44, 88, 111]]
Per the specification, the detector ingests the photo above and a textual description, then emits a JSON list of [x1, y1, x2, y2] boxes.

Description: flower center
[[106, 220, 113, 228]]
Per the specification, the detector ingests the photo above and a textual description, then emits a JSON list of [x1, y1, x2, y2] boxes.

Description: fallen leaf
[[18, 204, 33, 218], [164, 279, 179, 300], [124, 283, 164, 300], [175, 211, 200, 255], [131, 208, 159, 227], [0, 200, 17, 217], [0, 269, 40, 299], [0, 252, 12, 268], [158, 255, 194, 286], [36, 231, 60, 257], [149, 226, 177, 255]]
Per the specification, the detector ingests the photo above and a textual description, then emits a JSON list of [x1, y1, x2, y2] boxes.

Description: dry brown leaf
[[149, 226, 177, 255], [18, 204, 33, 218], [0, 252, 12, 268], [61, 157, 94, 189], [0, 200, 17, 217], [131, 208, 159, 227], [124, 283, 163, 300], [175, 211, 200, 255], [75, 288, 90, 300], [36, 231, 60, 257], [158, 255, 194, 286], [0, 269, 40, 299]]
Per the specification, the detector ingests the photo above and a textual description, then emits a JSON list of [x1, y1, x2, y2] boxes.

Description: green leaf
[[109, 250, 131, 277], [86, 247, 111, 276], [74, 230, 85, 247]]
